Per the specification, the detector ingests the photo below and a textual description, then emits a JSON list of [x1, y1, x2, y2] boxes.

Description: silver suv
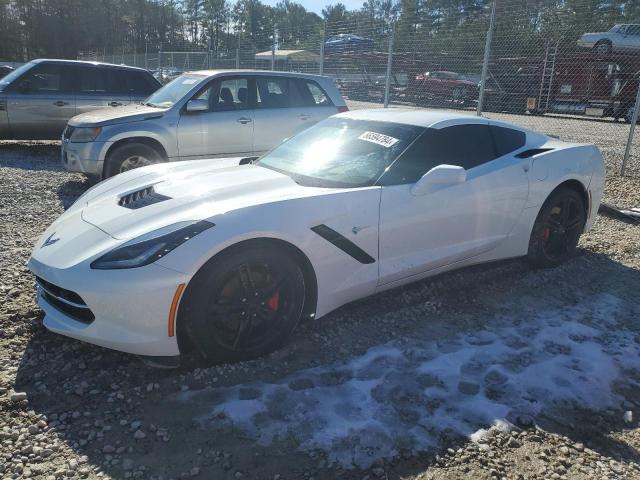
[[61, 70, 348, 178], [0, 59, 160, 139]]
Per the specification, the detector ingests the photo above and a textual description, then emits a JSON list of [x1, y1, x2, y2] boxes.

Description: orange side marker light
[[168, 283, 186, 337]]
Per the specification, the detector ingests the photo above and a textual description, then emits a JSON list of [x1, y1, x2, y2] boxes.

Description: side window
[[194, 77, 249, 112], [378, 129, 440, 185], [18, 64, 75, 93], [256, 77, 291, 109], [490, 125, 526, 157], [105, 70, 130, 95], [627, 25, 640, 36], [433, 125, 496, 169], [79, 67, 107, 93], [128, 71, 157, 95], [294, 79, 333, 107], [379, 124, 497, 186]]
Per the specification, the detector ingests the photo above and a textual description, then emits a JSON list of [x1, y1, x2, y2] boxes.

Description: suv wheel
[[104, 143, 163, 178]]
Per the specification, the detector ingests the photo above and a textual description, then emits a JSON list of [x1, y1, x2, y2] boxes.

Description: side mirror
[[411, 164, 466, 196], [185, 99, 208, 113]]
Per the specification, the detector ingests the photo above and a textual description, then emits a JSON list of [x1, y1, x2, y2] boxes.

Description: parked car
[[0, 65, 14, 78], [29, 110, 605, 361], [61, 70, 348, 178], [406, 71, 478, 106], [324, 34, 375, 54], [577, 24, 640, 55], [0, 59, 161, 140]]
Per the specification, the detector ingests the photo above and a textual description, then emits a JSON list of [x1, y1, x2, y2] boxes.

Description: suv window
[[626, 25, 640, 36], [16, 64, 75, 93], [294, 79, 332, 107], [194, 77, 249, 112], [128, 71, 157, 95], [378, 124, 497, 185], [256, 77, 291, 109], [79, 66, 108, 93], [490, 125, 526, 156]]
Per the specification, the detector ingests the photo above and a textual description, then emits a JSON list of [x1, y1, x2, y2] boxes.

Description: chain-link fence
[[80, 1, 640, 176]]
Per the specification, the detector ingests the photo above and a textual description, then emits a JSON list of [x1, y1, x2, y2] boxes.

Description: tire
[[527, 187, 586, 268], [104, 142, 163, 178], [593, 41, 612, 55], [180, 244, 306, 363]]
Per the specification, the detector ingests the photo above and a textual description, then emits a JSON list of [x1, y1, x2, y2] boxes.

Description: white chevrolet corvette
[[28, 109, 605, 362]]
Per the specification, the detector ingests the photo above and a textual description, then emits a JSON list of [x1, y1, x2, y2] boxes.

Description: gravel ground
[[1, 110, 640, 480]]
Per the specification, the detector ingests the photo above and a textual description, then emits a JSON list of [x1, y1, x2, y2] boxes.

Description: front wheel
[[527, 188, 586, 268], [181, 245, 306, 363], [104, 143, 163, 178]]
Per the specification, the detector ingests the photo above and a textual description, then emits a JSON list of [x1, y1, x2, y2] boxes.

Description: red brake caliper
[[267, 291, 280, 311], [543, 227, 550, 241]]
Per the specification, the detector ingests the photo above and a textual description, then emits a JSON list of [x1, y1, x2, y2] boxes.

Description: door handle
[[237, 117, 252, 124], [53, 101, 69, 107], [108, 102, 122, 107], [298, 114, 311, 121]]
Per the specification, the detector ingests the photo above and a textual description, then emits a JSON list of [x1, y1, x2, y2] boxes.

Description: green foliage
[[0, 0, 638, 62]]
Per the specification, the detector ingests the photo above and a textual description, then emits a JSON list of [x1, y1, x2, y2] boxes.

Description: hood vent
[[118, 186, 171, 210]]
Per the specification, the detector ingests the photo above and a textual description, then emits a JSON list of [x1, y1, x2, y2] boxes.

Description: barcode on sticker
[[358, 131, 399, 148]]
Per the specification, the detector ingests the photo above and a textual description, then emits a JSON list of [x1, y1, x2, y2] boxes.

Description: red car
[[408, 70, 478, 106]]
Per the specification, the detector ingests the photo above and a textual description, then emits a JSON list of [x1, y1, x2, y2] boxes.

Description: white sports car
[[28, 110, 605, 362]]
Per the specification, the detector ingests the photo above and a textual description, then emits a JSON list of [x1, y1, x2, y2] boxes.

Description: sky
[[260, 0, 364, 15]]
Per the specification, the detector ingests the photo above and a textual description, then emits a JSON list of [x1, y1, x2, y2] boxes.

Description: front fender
[[98, 117, 178, 161], [156, 188, 382, 318]]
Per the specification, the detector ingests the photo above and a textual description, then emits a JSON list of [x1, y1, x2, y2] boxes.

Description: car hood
[[68, 104, 167, 127], [71, 159, 318, 240]]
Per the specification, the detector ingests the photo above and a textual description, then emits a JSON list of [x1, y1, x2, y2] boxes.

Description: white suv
[[62, 70, 348, 178]]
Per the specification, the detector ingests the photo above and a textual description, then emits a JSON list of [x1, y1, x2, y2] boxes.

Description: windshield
[[257, 118, 424, 188], [0, 61, 34, 87], [144, 74, 205, 108]]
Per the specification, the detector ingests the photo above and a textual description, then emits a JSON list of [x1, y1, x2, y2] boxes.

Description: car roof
[[336, 108, 543, 134], [336, 109, 487, 128], [30, 58, 151, 72], [182, 69, 332, 81]]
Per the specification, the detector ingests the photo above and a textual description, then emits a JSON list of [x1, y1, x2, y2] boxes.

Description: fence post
[[621, 80, 640, 176], [319, 22, 325, 76], [236, 47, 240, 69], [271, 28, 277, 71], [477, 0, 496, 116], [383, 24, 395, 108]]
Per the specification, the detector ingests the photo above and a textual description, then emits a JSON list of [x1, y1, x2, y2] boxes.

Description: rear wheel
[[527, 188, 586, 268], [104, 143, 163, 178], [181, 245, 306, 363]]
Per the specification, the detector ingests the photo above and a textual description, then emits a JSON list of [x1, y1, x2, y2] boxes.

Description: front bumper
[[61, 140, 111, 176], [28, 257, 188, 356]]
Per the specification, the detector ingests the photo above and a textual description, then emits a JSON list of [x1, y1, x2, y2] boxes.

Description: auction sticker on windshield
[[358, 131, 399, 148]]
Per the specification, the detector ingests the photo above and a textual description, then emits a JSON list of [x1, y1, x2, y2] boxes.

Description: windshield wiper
[[143, 102, 163, 108]]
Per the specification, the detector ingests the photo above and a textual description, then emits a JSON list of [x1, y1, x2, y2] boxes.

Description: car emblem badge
[[42, 233, 60, 248]]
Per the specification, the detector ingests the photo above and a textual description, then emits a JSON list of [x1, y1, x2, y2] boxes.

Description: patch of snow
[[181, 293, 640, 468]]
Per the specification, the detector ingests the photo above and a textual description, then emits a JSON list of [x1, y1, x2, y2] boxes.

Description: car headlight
[[90, 220, 214, 270], [70, 127, 102, 143]]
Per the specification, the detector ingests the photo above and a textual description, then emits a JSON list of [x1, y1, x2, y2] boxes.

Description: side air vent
[[0, 100, 5, 112], [118, 186, 171, 210], [516, 148, 554, 159]]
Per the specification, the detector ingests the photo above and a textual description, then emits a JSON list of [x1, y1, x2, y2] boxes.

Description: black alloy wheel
[[182, 245, 305, 363], [528, 188, 586, 268]]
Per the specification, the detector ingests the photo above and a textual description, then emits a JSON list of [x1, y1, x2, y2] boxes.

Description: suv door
[[75, 66, 131, 116], [377, 122, 529, 285], [176, 75, 254, 159], [6, 63, 77, 139], [252, 76, 319, 153]]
